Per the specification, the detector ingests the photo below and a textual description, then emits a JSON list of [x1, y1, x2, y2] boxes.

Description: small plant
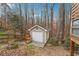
[[13, 43, 19, 49], [64, 36, 70, 49], [26, 43, 36, 55], [64, 36, 79, 51], [27, 43, 35, 50]]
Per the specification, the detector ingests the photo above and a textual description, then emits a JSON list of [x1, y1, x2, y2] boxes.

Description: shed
[[28, 25, 49, 47]]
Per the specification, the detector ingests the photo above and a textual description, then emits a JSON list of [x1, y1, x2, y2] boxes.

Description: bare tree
[[50, 4, 54, 36], [31, 6, 35, 26], [40, 10, 43, 26], [59, 4, 65, 44], [45, 3, 49, 28], [0, 3, 11, 29], [65, 4, 72, 37], [18, 4, 25, 35]]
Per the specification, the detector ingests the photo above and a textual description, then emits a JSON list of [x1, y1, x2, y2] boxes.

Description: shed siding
[[32, 31, 43, 43]]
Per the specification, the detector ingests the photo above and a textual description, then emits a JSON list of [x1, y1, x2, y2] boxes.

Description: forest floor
[[0, 43, 78, 56], [26, 43, 79, 56]]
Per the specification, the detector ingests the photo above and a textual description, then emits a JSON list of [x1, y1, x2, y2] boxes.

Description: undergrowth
[[64, 36, 79, 51]]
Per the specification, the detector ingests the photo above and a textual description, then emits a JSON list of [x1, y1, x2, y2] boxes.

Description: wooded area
[[0, 3, 79, 56], [0, 3, 71, 44], [0, 3, 71, 43]]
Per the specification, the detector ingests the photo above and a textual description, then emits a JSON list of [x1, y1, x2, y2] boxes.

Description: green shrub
[[0, 32, 6, 34], [64, 36, 79, 51], [26, 43, 36, 55], [64, 36, 70, 49], [27, 43, 35, 50]]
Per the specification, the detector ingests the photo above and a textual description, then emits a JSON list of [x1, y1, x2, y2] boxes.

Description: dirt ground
[[26, 43, 79, 56], [0, 43, 78, 56]]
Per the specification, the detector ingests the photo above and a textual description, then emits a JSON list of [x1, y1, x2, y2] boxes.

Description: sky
[[1, 3, 71, 21], [31, 3, 59, 17], [53, 3, 59, 17], [7, 3, 59, 18], [27, 3, 59, 20]]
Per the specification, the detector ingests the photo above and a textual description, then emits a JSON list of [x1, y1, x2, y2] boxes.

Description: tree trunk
[[50, 4, 54, 37], [59, 4, 65, 44]]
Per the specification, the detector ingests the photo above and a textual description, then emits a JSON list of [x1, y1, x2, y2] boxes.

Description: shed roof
[[28, 25, 48, 31]]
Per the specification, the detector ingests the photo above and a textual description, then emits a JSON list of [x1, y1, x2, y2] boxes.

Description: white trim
[[28, 25, 48, 31], [71, 34, 79, 38], [72, 26, 79, 28]]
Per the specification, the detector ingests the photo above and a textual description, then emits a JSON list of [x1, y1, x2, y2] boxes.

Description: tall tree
[[59, 4, 65, 44], [0, 3, 10, 29], [45, 3, 49, 28], [18, 4, 24, 34], [50, 4, 54, 36], [64, 4, 72, 37], [31, 5, 35, 26], [40, 10, 43, 26]]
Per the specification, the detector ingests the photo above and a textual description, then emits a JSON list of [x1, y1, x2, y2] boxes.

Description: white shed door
[[32, 31, 43, 43]]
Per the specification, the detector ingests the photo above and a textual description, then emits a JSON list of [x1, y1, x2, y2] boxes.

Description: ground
[[0, 43, 78, 56]]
